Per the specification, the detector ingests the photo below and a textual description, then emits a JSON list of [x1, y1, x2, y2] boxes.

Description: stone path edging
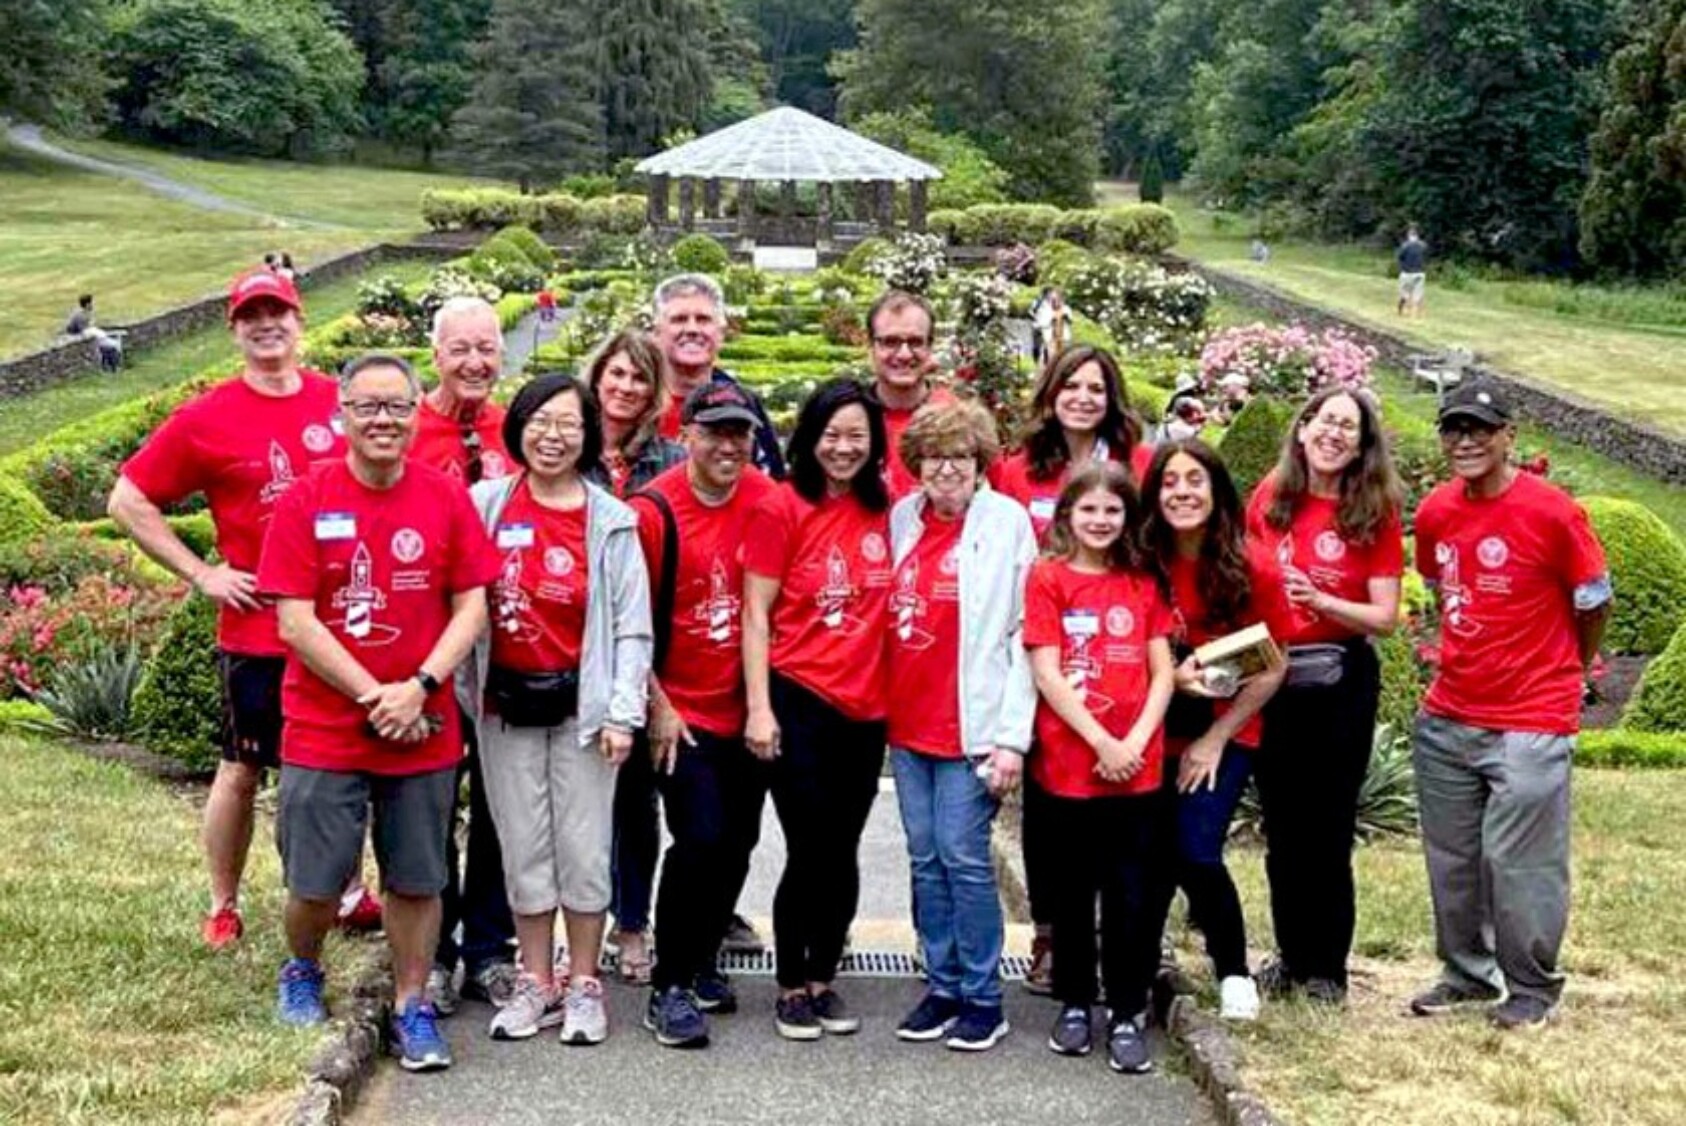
[[288, 955, 394, 1126]]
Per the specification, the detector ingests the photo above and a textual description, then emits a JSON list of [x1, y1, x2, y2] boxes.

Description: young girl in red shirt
[[1022, 461, 1174, 1074]]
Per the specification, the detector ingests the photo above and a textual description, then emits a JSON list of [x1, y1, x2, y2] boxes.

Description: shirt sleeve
[[1145, 585, 1173, 641], [1243, 476, 1272, 541], [256, 476, 318, 600], [121, 404, 205, 506], [743, 488, 797, 581], [447, 487, 503, 592], [1561, 498, 1610, 589], [1371, 508, 1406, 577], [1413, 499, 1441, 583], [1022, 562, 1062, 650], [630, 495, 666, 595]]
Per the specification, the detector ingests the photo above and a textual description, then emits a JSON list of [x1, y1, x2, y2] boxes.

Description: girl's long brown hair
[[1043, 461, 1142, 571], [1139, 439, 1253, 631], [1264, 386, 1404, 544], [1019, 345, 1143, 482], [583, 329, 672, 460]]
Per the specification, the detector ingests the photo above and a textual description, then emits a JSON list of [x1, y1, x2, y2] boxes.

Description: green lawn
[[1194, 769, 1686, 1126], [0, 735, 376, 1124], [1111, 183, 1686, 437], [0, 262, 432, 456]]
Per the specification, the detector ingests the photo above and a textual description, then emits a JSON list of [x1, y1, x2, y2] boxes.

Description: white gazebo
[[634, 106, 942, 248]]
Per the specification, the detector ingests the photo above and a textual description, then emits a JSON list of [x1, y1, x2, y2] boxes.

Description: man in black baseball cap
[[1437, 382, 1511, 430], [681, 380, 764, 429]]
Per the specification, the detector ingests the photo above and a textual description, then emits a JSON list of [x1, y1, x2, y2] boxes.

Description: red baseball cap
[[227, 269, 302, 320]]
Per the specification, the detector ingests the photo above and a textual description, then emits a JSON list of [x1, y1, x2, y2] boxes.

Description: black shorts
[[220, 651, 285, 768], [277, 764, 457, 900]]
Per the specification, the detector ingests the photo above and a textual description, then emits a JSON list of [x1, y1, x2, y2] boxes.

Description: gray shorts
[[479, 716, 618, 915], [277, 764, 457, 900], [1399, 271, 1426, 301]]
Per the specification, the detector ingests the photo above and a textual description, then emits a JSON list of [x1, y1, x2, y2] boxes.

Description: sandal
[[615, 931, 653, 985]]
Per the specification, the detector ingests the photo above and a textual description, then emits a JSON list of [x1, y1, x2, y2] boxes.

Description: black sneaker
[[810, 988, 860, 1035], [1106, 1013, 1152, 1074], [1409, 979, 1503, 1017], [945, 1003, 1010, 1052], [775, 992, 823, 1041], [896, 992, 962, 1041], [1254, 958, 1297, 999], [694, 968, 738, 1014], [1047, 1004, 1093, 1056], [644, 985, 709, 1048], [1490, 994, 1555, 1030], [721, 913, 765, 955], [1301, 977, 1348, 1006]]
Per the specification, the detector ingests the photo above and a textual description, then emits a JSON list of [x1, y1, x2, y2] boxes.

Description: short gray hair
[[652, 273, 725, 320], [430, 296, 503, 347], [339, 352, 423, 399]]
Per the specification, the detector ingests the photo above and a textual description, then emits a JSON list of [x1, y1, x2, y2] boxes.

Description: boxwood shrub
[[1623, 617, 1686, 732], [1581, 496, 1686, 655], [0, 472, 54, 546], [131, 593, 222, 771], [1575, 728, 1686, 769], [1216, 396, 1295, 501], [670, 233, 731, 275], [1095, 204, 1179, 256]]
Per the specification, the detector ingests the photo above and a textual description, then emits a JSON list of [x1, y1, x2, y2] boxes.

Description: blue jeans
[[891, 748, 1003, 1008], [1153, 745, 1253, 980]]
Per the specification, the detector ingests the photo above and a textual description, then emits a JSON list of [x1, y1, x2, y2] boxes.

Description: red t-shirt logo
[[1478, 536, 1509, 569], [1315, 530, 1346, 562], [392, 528, 425, 564], [260, 441, 298, 506], [332, 542, 399, 645]]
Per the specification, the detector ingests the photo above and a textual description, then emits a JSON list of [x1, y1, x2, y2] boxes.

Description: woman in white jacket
[[885, 398, 1037, 1053]]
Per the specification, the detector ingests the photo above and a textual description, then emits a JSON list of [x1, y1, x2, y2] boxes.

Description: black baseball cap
[[1438, 382, 1511, 428], [682, 380, 761, 428]]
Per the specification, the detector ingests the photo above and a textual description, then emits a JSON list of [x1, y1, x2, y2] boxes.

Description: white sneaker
[[1219, 975, 1261, 1021], [488, 974, 565, 1040], [561, 977, 609, 1045]]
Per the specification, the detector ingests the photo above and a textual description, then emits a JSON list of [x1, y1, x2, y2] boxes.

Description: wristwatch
[[413, 670, 441, 695]]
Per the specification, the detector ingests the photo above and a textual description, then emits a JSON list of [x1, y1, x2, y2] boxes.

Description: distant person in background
[[1029, 287, 1052, 365], [1249, 239, 1271, 264], [1045, 290, 1071, 358], [1159, 390, 1209, 444], [263, 253, 279, 273], [1397, 226, 1428, 318], [64, 293, 123, 371], [537, 287, 558, 324], [278, 253, 297, 283]]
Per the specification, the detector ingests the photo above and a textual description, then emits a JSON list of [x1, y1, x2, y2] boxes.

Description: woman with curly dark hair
[[1139, 440, 1287, 1022], [1245, 386, 1404, 1003]]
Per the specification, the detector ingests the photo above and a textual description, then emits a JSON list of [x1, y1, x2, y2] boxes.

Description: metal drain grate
[[594, 948, 1031, 981]]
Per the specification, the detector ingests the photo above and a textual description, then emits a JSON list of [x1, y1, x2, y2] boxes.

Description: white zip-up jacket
[[890, 486, 1038, 756]]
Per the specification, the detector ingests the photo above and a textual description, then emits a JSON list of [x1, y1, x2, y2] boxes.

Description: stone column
[[703, 178, 722, 219], [647, 174, 670, 227], [874, 180, 895, 235], [816, 182, 834, 249], [854, 181, 873, 225], [780, 180, 797, 220], [677, 177, 696, 231], [910, 180, 929, 232], [737, 178, 757, 247]]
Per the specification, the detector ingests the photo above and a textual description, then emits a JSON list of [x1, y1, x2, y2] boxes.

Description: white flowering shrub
[[865, 232, 948, 294], [1063, 258, 1213, 354]]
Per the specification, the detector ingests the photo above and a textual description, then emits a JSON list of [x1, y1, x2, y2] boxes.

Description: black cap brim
[[687, 407, 761, 429], [1438, 405, 1508, 428]]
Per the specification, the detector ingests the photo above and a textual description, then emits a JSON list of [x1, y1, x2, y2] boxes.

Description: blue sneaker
[[694, 968, 737, 1014], [896, 992, 962, 1041], [945, 1002, 1010, 1052], [277, 958, 326, 1026], [391, 997, 453, 1072], [644, 985, 709, 1048]]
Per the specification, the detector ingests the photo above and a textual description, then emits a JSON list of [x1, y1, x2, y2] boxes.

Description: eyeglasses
[[341, 398, 418, 421], [1309, 413, 1360, 435], [525, 414, 586, 437], [873, 336, 931, 354], [923, 452, 976, 471]]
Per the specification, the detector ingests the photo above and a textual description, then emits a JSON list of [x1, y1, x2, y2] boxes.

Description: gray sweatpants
[[1413, 713, 1573, 1004]]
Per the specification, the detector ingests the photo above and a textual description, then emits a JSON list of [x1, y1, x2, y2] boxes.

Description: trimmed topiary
[[1216, 396, 1296, 501], [842, 238, 892, 275], [1581, 496, 1686, 655], [0, 473, 53, 547], [131, 594, 222, 771], [493, 225, 556, 271], [670, 233, 731, 275], [1095, 204, 1179, 255], [1623, 616, 1686, 732]]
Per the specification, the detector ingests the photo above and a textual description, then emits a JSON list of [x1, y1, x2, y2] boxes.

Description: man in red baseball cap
[[108, 269, 345, 949]]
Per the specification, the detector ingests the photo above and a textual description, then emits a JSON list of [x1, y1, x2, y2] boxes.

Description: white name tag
[[1062, 609, 1099, 639], [496, 523, 535, 550], [329, 416, 345, 436], [314, 512, 356, 541], [1028, 497, 1057, 522]]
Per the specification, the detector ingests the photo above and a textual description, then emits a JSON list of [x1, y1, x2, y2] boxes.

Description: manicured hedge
[[130, 593, 222, 771], [421, 189, 646, 235], [718, 335, 857, 364], [1216, 396, 1295, 501], [1623, 616, 1686, 732], [79, 513, 217, 559], [1575, 729, 1686, 769], [0, 472, 55, 546], [925, 203, 1178, 255], [1581, 496, 1686, 655]]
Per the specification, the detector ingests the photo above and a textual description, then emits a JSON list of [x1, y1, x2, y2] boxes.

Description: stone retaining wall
[[0, 241, 453, 399], [1175, 257, 1686, 484]]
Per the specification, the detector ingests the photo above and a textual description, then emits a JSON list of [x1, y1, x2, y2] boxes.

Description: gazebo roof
[[634, 106, 942, 184]]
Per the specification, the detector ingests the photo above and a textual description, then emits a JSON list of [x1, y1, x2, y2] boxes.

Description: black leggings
[[1253, 638, 1380, 986]]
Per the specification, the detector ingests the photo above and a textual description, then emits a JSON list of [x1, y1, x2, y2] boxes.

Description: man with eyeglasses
[[1409, 382, 1611, 1030], [110, 269, 344, 951], [865, 289, 952, 499], [652, 273, 785, 479], [257, 352, 501, 1070], [412, 297, 515, 485], [411, 295, 522, 1015]]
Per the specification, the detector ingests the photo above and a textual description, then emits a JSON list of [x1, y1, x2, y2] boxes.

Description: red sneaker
[[338, 889, 383, 933], [202, 906, 244, 950]]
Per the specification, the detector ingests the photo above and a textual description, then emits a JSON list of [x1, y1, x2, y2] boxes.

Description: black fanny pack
[[487, 665, 579, 728], [1284, 643, 1346, 689]]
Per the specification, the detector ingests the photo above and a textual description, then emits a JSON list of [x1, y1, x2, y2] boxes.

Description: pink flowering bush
[[1199, 322, 1377, 398], [0, 575, 180, 699]]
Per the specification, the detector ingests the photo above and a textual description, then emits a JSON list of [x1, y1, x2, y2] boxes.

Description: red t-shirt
[[990, 443, 1156, 541], [1245, 470, 1404, 644], [1023, 560, 1171, 798], [1415, 473, 1606, 735], [885, 515, 965, 757], [410, 398, 514, 484], [121, 371, 343, 656], [256, 460, 503, 775], [631, 464, 777, 738], [1165, 552, 1288, 750], [487, 481, 589, 674], [744, 485, 893, 721], [881, 385, 956, 500]]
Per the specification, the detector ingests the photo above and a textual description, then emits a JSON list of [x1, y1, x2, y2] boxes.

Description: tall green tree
[[734, 0, 854, 116], [835, 0, 1109, 205], [596, 0, 713, 161], [450, 0, 604, 189], [852, 107, 1010, 209], [0, 0, 110, 128], [379, 0, 490, 163], [699, 0, 771, 130], [1579, 0, 1686, 276]]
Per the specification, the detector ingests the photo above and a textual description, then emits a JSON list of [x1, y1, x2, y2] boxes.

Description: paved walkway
[[354, 784, 1215, 1126], [502, 308, 565, 377]]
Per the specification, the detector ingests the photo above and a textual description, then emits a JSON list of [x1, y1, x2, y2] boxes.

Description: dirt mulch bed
[[1584, 654, 1650, 730]]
